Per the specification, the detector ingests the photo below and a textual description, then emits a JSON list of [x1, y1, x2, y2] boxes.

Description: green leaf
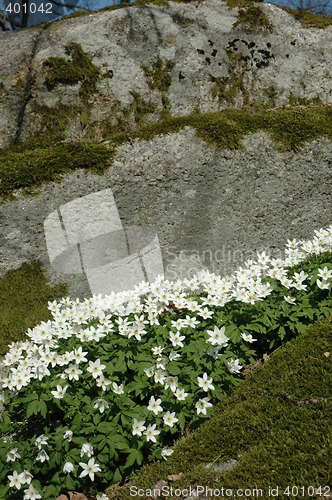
[[72, 413, 82, 430], [124, 449, 143, 468], [27, 400, 39, 418], [93, 413, 102, 425], [167, 362, 182, 375], [65, 476, 76, 491], [113, 467, 122, 483], [111, 434, 130, 450], [39, 400, 47, 419], [278, 326, 286, 340], [178, 412, 186, 431], [21, 392, 38, 403], [97, 422, 115, 434]]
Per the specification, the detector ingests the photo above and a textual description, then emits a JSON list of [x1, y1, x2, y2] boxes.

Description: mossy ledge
[[0, 105, 331, 199], [133, 104, 332, 151], [0, 262, 68, 356], [280, 6, 332, 29], [111, 316, 332, 497], [0, 142, 114, 199]]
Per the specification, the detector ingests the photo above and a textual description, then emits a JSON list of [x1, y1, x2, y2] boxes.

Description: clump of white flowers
[[0, 226, 331, 499]]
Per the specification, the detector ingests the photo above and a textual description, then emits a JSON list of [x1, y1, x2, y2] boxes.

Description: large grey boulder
[[0, 0, 331, 147]]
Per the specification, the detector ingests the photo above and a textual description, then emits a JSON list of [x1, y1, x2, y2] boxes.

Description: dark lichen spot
[[179, 71, 185, 81], [197, 48, 205, 55], [212, 49, 218, 57], [0, 81, 6, 96], [171, 12, 192, 28], [103, 69, 114, 79]]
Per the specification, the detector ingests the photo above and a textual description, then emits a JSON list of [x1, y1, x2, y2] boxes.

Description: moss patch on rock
[[133, 104, 332, 152], [43, 42, 101, 105], [22, 102, 80, 150], [1, 105, 331, 199], [142, 57, 175, 93], [212, 51, 250, 107], [281, 6, 332, 29], [233, 3, 273, 32], [111, 316, 332, 497], [130, 90, 157, 126], [0, 262, 68, 356], [0, 142, 114, 199]]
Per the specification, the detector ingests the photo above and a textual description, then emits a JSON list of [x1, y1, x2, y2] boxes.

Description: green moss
[[100, 91, 157, 138], [2, 105, 331, 199], [100, 0, 170, 13], [52, 0, 199, 25], [287, 92, 322, 107], [226, 0, 263, 8], [0, 142, 114, 199], [280, 6, 332, 29], [20, 42, 104, 148], [112, 316, 332, 497], [133, 105, 332, 153], [212, 51, 250, 106], [160, 94, 171, 118], [142, 57, 175, 93], [43, 42, 101, 105], [130, 90, 157, 126], [225, 0, 273, 33], [22, 102, 80, 150], [0, 262, 68, 356], [100, 102, 131, 140], [233, 4, 273, 32], [262, 85, 278, 108]]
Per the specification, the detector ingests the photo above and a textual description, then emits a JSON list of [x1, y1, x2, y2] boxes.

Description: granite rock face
[[0, 0, 332, 147], [0, 129, 331, 296]]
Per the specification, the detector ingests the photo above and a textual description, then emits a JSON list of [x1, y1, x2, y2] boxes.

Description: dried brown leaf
[[167, 472, 183, 481]]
